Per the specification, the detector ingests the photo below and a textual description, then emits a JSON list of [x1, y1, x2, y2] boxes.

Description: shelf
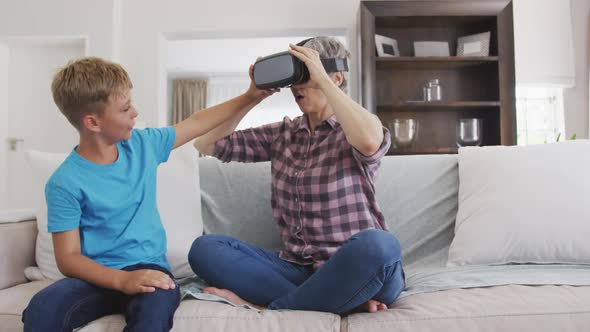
[[374, 16, 497, 29], [376, 57, 499, 69], [361, 0, 516, 153], [378, 101, 500, 112], [390, 147, 458, 155]]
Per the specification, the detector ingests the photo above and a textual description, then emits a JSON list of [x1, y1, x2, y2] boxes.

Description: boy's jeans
[[22, 263, 180, 332], [189, 229, 405, 314]]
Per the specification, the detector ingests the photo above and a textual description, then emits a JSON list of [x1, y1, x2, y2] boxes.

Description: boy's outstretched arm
[[173, 63, 277, 150], [53, 230, 175, 294], [173, 93, 254, 149]]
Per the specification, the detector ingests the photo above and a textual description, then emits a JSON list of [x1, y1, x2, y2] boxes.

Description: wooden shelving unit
[[360, 0, 516, 155], [378, 101, 501, 110], [376, 56, 499, 69]]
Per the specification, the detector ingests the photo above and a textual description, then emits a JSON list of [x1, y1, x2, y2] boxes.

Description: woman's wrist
[[317, 76, 341, 94], [243, 90, 264, 104]]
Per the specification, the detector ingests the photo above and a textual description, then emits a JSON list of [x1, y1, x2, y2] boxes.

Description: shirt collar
[[295, 114, 338, 132]]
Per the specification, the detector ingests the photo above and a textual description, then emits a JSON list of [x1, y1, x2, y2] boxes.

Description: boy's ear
[[82, 114, 101, 133]]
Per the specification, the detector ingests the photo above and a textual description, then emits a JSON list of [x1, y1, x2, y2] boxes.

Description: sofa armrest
[[0, 220, 37, 290]]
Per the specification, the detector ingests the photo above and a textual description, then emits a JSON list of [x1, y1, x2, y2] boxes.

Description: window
[[516, 87, 565, 145], [206, 76, 302, 130]]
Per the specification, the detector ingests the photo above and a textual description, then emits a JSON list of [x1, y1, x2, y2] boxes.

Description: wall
[[0, 0, 586, 136], [0, 0, 116, 208], [0, 0, 115, 58], [563, 0, 590, 138], [119, 0, 360, 126], [0, 45, 8, 209]]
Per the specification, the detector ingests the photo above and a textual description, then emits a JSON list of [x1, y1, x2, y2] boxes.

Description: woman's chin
[[297, 105, 313, 114]]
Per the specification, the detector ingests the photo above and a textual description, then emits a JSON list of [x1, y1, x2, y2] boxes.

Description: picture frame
[[457, 31, 491, 56], [375, 34, 400, 57]]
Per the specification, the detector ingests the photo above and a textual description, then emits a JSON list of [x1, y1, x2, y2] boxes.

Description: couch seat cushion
[[343, 285, 590, 332], [0, 281, 340, 332], [0, 281, 53, 332]]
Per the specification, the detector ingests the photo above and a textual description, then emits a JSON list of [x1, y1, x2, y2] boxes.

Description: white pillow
[[447, 140, 590, 266], [25, 142, 202, 280], [156, 143, 202, 278], [26, 151, 68, 281]]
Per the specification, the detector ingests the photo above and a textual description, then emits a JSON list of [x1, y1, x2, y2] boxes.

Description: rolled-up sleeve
[[351, 126, 391, 165], [213, 121, 284, 163]]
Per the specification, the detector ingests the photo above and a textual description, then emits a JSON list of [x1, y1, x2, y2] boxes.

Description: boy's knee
[[126, 289, 179, 331], [353, 229, 402, 265], [23, 292, 63, 330]]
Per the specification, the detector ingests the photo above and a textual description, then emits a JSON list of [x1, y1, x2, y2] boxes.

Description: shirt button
[[296, 226, 301, 231], [295, 197, 298, 202], [294, 171, 298, 176]]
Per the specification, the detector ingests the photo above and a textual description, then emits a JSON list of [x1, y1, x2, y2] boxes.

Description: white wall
[[166, 36, 347, 74], [120, 0, 360, 127], [0, 0, 116, 59], [0, 44, 8, 209], [563, 0, 590, 139], [0, 0, 586, 137]]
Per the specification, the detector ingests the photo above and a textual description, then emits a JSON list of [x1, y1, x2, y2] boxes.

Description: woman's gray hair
[[302, 36, 350, 93]]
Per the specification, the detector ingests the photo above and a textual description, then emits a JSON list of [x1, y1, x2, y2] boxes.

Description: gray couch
[[1, 154, 589, 332]]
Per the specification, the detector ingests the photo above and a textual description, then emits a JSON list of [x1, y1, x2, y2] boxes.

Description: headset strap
[[297, 38, 349, 72]]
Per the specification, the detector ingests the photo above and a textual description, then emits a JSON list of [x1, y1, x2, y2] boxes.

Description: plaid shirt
[[213, 115, 391, 269]]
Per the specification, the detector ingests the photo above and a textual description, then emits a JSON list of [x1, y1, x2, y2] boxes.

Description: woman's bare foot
[[203, 287, 265, 310], [358, 299, 388, 313]]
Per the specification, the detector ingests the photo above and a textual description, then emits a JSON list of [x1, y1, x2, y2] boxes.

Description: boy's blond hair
[[51, 57, 133, 130]]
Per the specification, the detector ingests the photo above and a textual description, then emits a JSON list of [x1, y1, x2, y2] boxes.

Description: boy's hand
[[118, 269, 176, 295], [244, 58, 280, 102]]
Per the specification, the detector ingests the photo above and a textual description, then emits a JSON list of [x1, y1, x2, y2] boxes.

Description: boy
[[22, 57, 275, 331]]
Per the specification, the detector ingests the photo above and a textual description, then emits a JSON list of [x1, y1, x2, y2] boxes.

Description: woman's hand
[[244, 58, 280, 102], [288, 43, 336, 90]]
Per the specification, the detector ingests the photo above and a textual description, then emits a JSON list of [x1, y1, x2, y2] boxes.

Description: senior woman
[[189, 36, 404, 314]]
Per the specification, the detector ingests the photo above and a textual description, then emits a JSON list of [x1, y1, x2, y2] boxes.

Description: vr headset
[[253, 38, 349, 89]]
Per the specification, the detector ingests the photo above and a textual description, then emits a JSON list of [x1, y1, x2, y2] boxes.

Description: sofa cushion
[[25, 142, 202, 280], [0, 221, 37, 290], [199, 158, 283, 250], [199, 154, 459, 269], [0, 281, 340, 332], [375, 155, 458, 268], [448, 140, 590, 266], [78, 300, 340, 332], [343, 285, 590, 332], [0, 280, 52, 332]]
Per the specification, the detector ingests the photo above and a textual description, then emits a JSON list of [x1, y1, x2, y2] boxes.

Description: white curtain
[[514, 0, 575, 87]]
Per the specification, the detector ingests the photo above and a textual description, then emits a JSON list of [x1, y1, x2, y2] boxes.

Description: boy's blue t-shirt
[[45, 127, 176, 271]]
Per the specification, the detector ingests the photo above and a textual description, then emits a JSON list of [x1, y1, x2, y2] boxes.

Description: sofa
[[1, 141, 590, 332]]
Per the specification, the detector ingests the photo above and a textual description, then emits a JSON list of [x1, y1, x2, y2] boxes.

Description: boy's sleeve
[[46, 183, 81, 233], [212, 120, 283, 163], [138, 127, 176, 164]]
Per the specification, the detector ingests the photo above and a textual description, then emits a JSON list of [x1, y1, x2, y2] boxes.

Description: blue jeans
[[188, 229, 405, 314], [22, 263, 180, 332]]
